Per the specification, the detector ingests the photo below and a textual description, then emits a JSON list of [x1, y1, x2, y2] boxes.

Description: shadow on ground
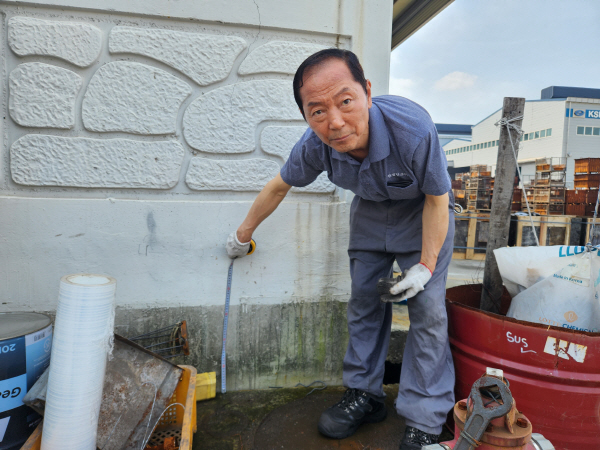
[[193, 384, 453, 450]]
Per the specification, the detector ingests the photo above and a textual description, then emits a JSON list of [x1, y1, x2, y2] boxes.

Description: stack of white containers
[[41, 274, 116, 450]]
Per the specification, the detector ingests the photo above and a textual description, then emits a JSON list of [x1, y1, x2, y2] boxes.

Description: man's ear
[[366, 80, 372, 108]]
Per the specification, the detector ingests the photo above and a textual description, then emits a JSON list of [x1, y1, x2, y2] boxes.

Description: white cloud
[[434, 71, 478, 91], [389, 77, 416, 97]]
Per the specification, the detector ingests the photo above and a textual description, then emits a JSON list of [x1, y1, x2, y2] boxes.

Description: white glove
[[389, 263, 432, 300], [226, 231, 251, 259]]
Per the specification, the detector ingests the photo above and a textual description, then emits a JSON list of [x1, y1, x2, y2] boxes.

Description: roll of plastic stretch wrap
[[41, 274, 116, 450]]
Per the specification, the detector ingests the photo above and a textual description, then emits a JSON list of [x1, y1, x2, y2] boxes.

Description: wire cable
[[494, 115, 540, 246]]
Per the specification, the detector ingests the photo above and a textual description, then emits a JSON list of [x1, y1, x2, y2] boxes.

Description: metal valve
[[426, 369, 555, 450]]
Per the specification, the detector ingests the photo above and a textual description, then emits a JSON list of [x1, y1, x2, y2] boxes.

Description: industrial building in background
[[444, 86, 600, 187]]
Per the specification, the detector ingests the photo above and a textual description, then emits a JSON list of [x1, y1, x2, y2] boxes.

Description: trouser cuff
[[404, 418, 443, 436], [345, 384, 386, 403]]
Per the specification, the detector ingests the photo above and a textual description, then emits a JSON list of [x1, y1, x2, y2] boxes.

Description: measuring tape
[[221, 239, 256, 394]]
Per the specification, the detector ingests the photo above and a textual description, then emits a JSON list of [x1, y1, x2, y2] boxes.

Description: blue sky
[[389, 0, 600, 125]]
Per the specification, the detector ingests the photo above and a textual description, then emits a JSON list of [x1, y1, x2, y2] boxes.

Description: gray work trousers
[[343, 196, 455, 435]]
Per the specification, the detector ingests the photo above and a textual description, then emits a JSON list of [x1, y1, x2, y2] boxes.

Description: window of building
[[546, 128, 552, 136], [524, 134, 529, 141], [483, 142, 487, 148], [594, 127, 600, 136], [529, 132, 534, 140], [577, 126, 584, 135], [585, 127, 593, 135], [496, 140, 499, 145], [534, 131, 540, 139], [540, 130, 546, 138]]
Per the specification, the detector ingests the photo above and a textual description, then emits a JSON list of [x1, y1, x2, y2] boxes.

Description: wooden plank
[[543, 216, 571, 246], [539, 220, 548, 247], [465, 215, 478, 260], [517, 216, 542, 247], [481, 97, 526, 313], [452, 251, 467, 260]]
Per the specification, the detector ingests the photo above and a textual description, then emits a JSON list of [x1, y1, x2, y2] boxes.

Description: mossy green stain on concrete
[[111, 298, 349, 392], [316, 329, 327, 365], [296, 308, 304, 361]]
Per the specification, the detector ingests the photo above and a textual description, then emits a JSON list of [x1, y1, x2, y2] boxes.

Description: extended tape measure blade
[[221, 259, 234, 394]]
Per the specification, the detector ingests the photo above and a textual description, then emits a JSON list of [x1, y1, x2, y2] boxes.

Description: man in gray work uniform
[[226, 49, 455, 450]]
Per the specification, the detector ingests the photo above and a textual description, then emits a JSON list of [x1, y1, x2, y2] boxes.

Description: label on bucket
[[0, 337, 26, 384], [0, 375, 26, 414], [25, 326, 52, 390], [0, 324, 51, 449]]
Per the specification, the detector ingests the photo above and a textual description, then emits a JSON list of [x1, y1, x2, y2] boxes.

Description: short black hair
[[293, 48, 368, 117]]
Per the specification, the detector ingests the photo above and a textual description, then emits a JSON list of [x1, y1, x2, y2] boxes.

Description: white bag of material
[[494, 246, 600, 333]]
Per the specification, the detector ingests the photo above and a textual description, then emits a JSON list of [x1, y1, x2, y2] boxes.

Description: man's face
[[299, 58, 372, 155]]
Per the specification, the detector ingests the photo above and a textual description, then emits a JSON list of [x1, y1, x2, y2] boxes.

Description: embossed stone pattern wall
[[2, 12, 338, 195], [9, 62, 82, 129], [11, 135, 185, 188]]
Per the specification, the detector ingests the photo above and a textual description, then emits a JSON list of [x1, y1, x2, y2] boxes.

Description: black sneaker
[[318, 388, 387, 439], [399, 426, 441, 450]]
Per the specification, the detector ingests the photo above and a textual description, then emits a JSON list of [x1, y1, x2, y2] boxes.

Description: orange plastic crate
[[574, 173, 600, 190], [566, 203, 586, 216], [575, 158, 600, 174], [566, 189, 587, 203], [145, 365, 197, 449]]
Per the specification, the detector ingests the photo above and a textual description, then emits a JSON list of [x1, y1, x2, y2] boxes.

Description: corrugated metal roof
[[541, 86, 600, 100], [392, 0, 455, 49], [435, 123, 473, 136]]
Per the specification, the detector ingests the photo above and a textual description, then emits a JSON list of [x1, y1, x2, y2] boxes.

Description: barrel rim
[[0, 312, 52, 340]]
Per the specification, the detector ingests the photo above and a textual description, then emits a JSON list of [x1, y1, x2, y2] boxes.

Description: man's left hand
[[389, 263, 432, 300]]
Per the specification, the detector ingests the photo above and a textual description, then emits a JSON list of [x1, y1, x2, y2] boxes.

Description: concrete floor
[[192, 385, 453, 450], [189, 258, 476, 449]]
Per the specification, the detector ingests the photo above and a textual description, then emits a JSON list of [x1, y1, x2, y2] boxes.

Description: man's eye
[[342, 99, 351, 105], [312, 110, 323, 116]]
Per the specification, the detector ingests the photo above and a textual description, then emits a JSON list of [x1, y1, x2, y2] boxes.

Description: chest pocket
[[386, 176, 420, 200]]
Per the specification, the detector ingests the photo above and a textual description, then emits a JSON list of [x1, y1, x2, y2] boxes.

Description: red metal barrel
[[447, 284, 600, 450]]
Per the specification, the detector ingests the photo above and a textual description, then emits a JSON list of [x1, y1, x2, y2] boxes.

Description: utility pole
[[480, 97, 525, 313]]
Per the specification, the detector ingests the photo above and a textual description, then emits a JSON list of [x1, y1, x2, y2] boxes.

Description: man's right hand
[[226, 231, 251, 259]]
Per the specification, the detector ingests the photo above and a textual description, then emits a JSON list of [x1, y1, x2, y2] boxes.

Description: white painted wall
[[0, 1, 392, 315], [564, 98, 600, 186]]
